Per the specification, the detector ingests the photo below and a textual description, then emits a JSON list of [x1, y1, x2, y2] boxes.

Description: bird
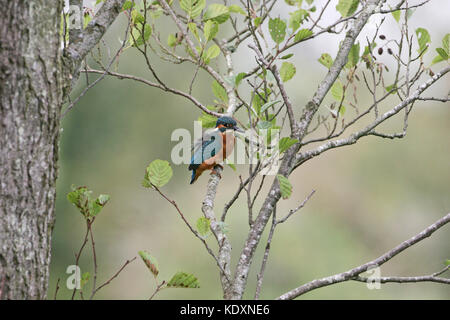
[[189, 116, 243, 184]]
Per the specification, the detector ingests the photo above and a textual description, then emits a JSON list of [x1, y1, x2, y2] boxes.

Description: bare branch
[[82, 68, 222, 117], [66, 0, 126, 66], [277, 213, 450, 300]]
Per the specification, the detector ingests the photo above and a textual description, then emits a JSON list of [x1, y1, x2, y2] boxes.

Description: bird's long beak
[[234, 126, 244, 133]]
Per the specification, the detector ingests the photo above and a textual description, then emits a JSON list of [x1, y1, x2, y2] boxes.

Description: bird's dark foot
[[211, 169, 222, 179], [216, 164, 224, 170]]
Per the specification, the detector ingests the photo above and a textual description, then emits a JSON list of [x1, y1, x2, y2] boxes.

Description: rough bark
[[0, 0, 125, 299], [0, 0, 63, 299]]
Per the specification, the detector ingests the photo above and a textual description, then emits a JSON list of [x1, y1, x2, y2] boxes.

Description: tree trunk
[[0, 0, 63, 299]]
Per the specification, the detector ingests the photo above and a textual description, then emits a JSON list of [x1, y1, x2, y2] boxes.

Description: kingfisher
[[189, 116, 243, 184]]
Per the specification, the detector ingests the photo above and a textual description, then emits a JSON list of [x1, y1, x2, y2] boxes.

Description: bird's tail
[[190, 170, 197, 184]]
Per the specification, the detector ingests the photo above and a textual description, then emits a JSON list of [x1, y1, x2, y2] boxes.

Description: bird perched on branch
[[189, 116, 243, 184]]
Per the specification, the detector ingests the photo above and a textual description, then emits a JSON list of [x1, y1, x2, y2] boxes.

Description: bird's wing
[[189, 129, 222, 170]]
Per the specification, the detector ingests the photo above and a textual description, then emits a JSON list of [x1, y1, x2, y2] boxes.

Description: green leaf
[[188, 22, 200, 42], [122, 1, 135, 10], [203, 20, 218, 41], [167, 33, 177, 47], [336, 0, 359, 17], [212, 80, 228, 102], [280, 62, 296, 82], [289, 9, 309, 32], [279, 137, 298, 153], [436, 48, 448, 60], [346, 43, 360, 68], [253, 17, 262, 27], [277, 174, 292, 199], [280, 53, 294, 60], [442, 33, 450, 55], [196, 217, 210, 236], [180, 0, 206, 19], [445, 259, 450, 266], [144, 160, 173, 188], [294, 28, 313, 42], [227, 163, 236, 171], [269, 18, 287, 44], [256, 121, 272, 130], [203, 4, 229, 24], [202, 44, 220, 64], [318, 53, 333, 69], [385, 83, 398, 94], [138, 251, 159, 277], [391, 9, 400, 22], [431, 54, 444, 65], [130, 23, 152, 47], [331, 80, 344, 101], [228, 4, 246, 15], [91, 194, 110, 216], [167, 272, 200, 288], [339, 105, 346, 116], [415, 28, 430, 55], [198, 113, 217, 128], [81, 272, 90, 288], [260, 100, 281, 114], [235, 72, 246, 86]]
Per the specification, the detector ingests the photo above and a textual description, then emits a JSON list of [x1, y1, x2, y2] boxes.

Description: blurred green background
[[49, 1, 449, 299]]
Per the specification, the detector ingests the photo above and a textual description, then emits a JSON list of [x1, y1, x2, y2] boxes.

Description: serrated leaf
[[203, 20, 218, 41], [196, 217, 210, 236], [280, 62, 296, 82], [229, 5, 246, 15], [294, 28, 313, 42], [331, 80, 344, 101], [415, 28, 430, 55], [203, 4, 229, 24], [212, 80, 228, 102], [202, 44, 220, 64], [144, 160, 173, 188], [269, 18, 287, 44], [260, 100, 281, 114], [180, 0, 206, 19], [198, 113, 217, 128], [138, 251, 159, 277], [277, 174, 292, 199], [318, 53, 333, 69], [336, 0, 359, 17], [279, 137, 298, 153], [167, 272, 200, 288]]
